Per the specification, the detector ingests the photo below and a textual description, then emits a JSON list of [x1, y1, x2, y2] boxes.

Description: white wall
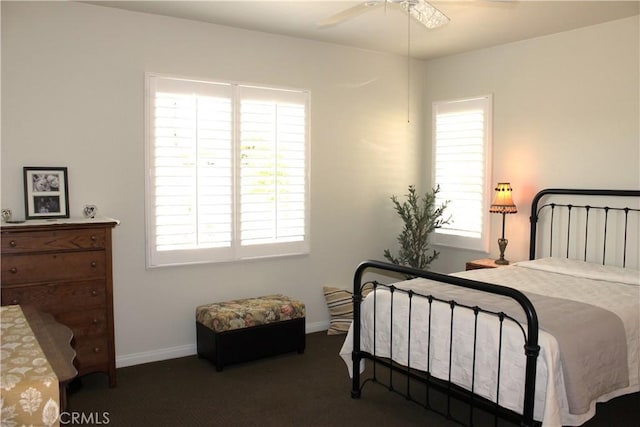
[[424, 16, 640, 273], [1, 2, 423, 365]]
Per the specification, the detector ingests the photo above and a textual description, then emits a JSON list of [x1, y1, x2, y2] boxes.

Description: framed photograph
[[23, 167, 70, 219]]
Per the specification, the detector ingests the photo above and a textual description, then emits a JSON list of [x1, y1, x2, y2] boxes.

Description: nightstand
[[465, 258, 506, 271]]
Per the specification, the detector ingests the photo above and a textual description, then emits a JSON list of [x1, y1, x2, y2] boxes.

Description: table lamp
[[489, 182, 517, 265]]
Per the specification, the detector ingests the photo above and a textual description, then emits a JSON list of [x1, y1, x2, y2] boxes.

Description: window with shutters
[[431, 95, 492, 252], [145, 74, 310, 267]]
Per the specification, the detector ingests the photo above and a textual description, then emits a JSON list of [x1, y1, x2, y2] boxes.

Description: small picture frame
[[23, 167, 70, 219]]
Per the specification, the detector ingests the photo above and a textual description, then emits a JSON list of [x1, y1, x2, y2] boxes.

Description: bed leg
[[351, 351, 361, 399], [352, 264, 368, 399]]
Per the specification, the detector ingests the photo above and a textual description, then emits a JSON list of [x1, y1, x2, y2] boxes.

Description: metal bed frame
[[530, 188, 640, 268], [350, 188, 639, 426]]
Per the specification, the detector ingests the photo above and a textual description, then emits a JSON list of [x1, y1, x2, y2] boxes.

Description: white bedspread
[[339, 258, 640, 427]]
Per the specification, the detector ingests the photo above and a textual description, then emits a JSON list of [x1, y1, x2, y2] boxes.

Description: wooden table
[[0, 305, 77, 426], [465, 258, 503, 270], [22, 305, 78, 409]]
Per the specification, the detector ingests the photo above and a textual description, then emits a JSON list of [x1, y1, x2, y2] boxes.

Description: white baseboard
[[116, 320, 330, 368], [116, 344, 196, 368], [305, 320, 330, 333]]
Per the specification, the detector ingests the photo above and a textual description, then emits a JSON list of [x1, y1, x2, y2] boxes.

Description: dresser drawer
[[1, 280, 106, 311], [75, 335, 110, 371], [1, 251, 106, 284], [56, 308, 108, 337], [1, 228, 106, 254]]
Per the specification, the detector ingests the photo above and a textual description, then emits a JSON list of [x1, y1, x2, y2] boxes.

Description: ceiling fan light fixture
[[401, 0, 449, 29]]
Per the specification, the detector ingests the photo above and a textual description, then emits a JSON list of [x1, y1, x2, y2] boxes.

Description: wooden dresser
[[1, 218, 118, 387]]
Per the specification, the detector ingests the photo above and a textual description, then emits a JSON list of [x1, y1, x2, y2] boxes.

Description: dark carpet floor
[[67, 332, 638, 426]]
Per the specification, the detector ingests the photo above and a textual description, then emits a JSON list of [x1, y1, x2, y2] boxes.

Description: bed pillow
[[323, 284, 374, 335]]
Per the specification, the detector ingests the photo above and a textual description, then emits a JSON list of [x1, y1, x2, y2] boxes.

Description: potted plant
[[383, 185, 450, 270]]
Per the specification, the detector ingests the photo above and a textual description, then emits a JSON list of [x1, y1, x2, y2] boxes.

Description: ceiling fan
[[317, 0, 450, 30]]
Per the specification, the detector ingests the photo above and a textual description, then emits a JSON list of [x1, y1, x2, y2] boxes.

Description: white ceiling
[[85, 1, 640, 59]]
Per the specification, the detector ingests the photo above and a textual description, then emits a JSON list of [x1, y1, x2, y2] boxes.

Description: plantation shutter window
[[152, 78, 233, 252], [237, 86, 309, 259], [146, 74, 310, 267], [432, 96, 492, 252]]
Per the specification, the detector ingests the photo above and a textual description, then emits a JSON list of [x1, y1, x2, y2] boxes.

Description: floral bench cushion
[[196, 294, 306, 333]]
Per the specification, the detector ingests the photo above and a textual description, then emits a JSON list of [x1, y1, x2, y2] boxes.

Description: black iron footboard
[[351, 260, 540, 427]]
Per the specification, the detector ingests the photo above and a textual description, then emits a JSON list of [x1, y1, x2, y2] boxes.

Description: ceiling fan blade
[[401, 0, 450, 29], [317, 2, 382, 29]]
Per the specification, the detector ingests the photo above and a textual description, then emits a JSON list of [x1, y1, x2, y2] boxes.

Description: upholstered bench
[[196, 294, 305, 371]]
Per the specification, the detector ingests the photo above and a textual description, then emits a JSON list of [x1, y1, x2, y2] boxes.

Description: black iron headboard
[[529, 188, 640, 268]]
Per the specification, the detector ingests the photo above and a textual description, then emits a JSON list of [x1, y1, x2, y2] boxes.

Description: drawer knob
[[90, 235, 97, 241], [92, 318, 99, 325], [90, 261, 97, 268], [9, 240, 17, 247], [93, 347, 101, 353], [9, 267, 17, 274], [91, 290, 98, 296]]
